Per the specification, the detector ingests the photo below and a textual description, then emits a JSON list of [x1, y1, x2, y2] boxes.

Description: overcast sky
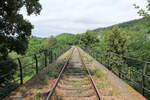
[[22, 0, 148, 37]]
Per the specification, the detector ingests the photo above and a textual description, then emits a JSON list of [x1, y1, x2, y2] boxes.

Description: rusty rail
[[77, 48, 102, 100], [46, 48, 75, 100]]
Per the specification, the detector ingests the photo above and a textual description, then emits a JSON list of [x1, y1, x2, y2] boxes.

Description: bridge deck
[[5, 47, 147, 100]]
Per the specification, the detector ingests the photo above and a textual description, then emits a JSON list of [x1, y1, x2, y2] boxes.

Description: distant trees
[[43, 36, 57, 50], [27, 37, 44, 55], [80, 30, 99, 47], [56, 33, 77, 45]]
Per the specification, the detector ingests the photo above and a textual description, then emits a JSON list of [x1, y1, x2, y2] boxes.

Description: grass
[[57, 60, 65, 68], [48, 72, 58, 78], [85, 57, 93, 64], [76, 88, 83, 93], [38, 75, 49, 84], [92, 68, 106, 78], [72, 83, 81, 87], [48, 60, 65, 78], [96, 81, 119, 96], [97, 82, 108, 88], [34, 91, 42, 100], [108, 89, 118, 96], [24, 75, 34, 82]]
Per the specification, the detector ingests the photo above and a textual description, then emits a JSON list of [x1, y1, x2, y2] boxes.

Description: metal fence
[[0, 46, 71, 99], [81, 46, 150, 99]]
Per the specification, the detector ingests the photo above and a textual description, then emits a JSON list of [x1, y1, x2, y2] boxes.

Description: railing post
[[58, 48, 60, 57], [101, 54, 103, 64], [34, 54, 38, 74], [108, 52, 111, 70], [54, 52, 57, 60], [45, 50, 47, 67], [118, 67, 121, 78], [50, 50, 53, 63], [141, 62, 147, 96], [17, 58, 23, 85], [48, 51, 51, 63]]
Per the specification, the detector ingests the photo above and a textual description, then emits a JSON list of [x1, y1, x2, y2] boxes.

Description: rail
[[78, 48, 102, 100]]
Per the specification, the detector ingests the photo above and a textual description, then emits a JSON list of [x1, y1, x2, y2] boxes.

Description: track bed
[[47, 48, 100, 100]]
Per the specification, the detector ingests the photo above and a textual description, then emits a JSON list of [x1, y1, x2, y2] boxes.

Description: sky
[[22, 0, 148, 37]]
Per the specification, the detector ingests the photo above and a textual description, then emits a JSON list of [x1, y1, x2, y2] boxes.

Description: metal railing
[[0, 45, 71, 99], [81, 46, 150, 99]]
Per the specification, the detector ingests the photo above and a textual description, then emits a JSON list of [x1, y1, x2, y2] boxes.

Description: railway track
[[46, 48, 101, 100]]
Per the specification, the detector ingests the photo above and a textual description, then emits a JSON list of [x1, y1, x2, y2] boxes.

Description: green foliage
[[27, 37, 44, 55], [0, 57, 18, 99], [105, 26, 128, 55], [0, 35, 71, 99], [56, 33, 77, 45], [134, 1, 150, 18], [43, 36, 57, 50], [80, 30, 99, 47], [0, 57, 17, 84], [0, 0, 42, 95], [93, 68, 105, 78], [128, 31, 150, 61], [48, 72, 58, 78], [0, 0, 42, 56], [93, 18, 150, 62]]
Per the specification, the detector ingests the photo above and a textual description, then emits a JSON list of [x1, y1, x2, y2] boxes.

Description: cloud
[[22, 0, 148, 37]]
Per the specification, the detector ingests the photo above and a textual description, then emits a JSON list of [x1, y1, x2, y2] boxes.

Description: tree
[[103, 26, 128, 70], [43, 36, 57, 50], [128, 31, 150, 61], [133, 0, 150, 61], [56, 33, 77, 45], [27, 37, 44, 55], [106, 26, 128, 55], [134, 0, 150, 19], [80, 30, 99, 47], [0, 0, 42, 57], [0, 0, 42, 92]]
